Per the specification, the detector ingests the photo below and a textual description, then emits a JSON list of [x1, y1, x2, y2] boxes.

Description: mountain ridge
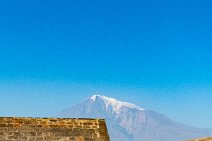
[[58, 95, 212, 141]]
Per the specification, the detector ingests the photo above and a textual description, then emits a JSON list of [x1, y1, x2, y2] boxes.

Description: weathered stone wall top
[[0, 117, 102, 128], [0, 117, 110, 141]]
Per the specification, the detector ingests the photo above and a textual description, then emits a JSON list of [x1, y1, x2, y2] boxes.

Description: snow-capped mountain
[[58, 95, 212, 141]]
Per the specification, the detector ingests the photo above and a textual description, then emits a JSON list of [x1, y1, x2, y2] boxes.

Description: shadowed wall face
[[0, 117, 110, 141]]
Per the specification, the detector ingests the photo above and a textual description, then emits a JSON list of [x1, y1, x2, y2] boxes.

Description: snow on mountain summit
[[88, 95, 144, 113]]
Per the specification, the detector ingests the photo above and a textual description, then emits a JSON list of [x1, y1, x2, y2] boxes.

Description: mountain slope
[[58, 95, 212, 141]]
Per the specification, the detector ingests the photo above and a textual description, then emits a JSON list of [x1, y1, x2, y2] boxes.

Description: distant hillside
[[186, 137, 212, 141]]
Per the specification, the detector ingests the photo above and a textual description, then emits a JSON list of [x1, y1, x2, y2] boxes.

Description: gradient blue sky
[[0, 0, 212, 128]]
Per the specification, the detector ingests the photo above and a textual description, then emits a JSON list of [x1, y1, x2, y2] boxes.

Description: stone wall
[[0, 117, 110, 141]]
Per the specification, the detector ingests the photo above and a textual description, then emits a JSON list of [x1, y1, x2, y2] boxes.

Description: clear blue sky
[[0, 0, 212, 128]]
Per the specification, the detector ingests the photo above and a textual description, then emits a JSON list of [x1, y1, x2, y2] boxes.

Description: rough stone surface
[[0, 117, 110, 141]]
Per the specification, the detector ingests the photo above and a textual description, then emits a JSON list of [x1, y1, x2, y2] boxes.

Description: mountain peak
[[59, 95, 212, 141], [89, 95, 102, 101], [88, 95, 144, 113]]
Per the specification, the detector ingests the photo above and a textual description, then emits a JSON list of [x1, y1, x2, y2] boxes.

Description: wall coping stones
[[0, 117, 110, 141]]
